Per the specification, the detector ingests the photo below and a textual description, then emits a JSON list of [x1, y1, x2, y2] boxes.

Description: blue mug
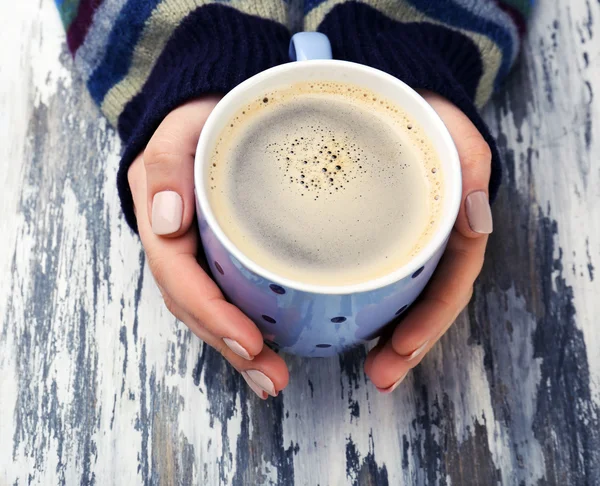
[[194, 33, 461, 357]]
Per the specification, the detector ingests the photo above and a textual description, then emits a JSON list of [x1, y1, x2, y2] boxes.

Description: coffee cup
[[194, 32, 461, 357]]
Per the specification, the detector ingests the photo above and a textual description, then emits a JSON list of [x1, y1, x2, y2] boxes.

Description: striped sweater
[[55, 0, 532, 231]]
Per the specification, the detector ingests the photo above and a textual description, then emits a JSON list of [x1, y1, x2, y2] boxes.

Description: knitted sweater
[[55, 0, 532, 232]]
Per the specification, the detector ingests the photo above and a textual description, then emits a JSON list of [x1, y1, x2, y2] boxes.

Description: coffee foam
[[208, 81, 443, 286]]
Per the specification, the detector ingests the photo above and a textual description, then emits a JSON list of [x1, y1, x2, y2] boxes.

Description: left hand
[[364, 91, 494, 393], [128, 97, 289, 399]]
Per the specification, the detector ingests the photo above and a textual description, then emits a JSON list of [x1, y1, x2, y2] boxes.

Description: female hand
[[127, 96, 289, 399], [364, 91, 494, 393]]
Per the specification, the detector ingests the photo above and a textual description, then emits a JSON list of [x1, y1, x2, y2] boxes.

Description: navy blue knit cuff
[[116, 5, 290, 232], [317, 3, 502, 202]]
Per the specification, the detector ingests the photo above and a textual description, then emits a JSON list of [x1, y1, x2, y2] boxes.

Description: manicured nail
[[223, 338, 253, 361], [466, 191, 493, 234], [246, 369, 277, 397], [376, 372, 408, 394], [152, 191, 183, 235], [241, 371, 267, 400], [401, 340, 429, 361]]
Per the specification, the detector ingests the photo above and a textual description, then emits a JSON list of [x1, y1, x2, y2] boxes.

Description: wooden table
[[1, 1, 599, 484]]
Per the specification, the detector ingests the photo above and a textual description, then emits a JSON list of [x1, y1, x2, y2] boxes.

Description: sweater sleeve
[[304, 0, 532, 201], [55, 0, 292, 232]]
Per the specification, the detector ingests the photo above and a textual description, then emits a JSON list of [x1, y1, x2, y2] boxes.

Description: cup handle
[[289, 32, 332, 61]]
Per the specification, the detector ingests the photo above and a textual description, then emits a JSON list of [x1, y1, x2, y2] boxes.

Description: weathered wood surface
[[1, 1, 599, 485]]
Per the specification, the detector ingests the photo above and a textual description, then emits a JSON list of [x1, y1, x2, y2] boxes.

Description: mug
[[194, 33, 461, 357]]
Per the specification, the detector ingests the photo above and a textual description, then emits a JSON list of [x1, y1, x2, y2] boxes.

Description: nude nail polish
[[402, 340, 429, 361], [246, 369, 277, 397], [466, 191, 493, 234], [223, 338, 253, 360], [376, 372, 408, 394], [152, 191, 183, 235], [241, 371, 267, 399]]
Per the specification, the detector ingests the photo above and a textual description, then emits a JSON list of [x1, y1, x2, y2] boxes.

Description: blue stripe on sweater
[[87, 0, 161, 104]]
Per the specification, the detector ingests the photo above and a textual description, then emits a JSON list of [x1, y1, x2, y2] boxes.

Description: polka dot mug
[[194, 33, 461, 357]]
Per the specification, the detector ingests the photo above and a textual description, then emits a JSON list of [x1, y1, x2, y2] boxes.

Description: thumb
[[144, 95, 222, 237], [421, 91, 493, 238]]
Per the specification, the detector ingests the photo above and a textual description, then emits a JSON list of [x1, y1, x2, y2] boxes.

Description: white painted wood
[[0, 1, 598, 485]]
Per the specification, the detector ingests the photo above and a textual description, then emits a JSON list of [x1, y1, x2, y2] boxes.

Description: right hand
[[127, 96, 289, 399]]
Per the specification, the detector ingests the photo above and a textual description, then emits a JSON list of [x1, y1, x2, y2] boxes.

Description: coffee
[[208, 82, 443, 286]]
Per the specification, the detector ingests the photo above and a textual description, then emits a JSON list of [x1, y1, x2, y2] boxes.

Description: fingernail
[[223, 338, 253, 361], [401, 340, 429, 361], [466, 191, 493, 234], [152, 191, 183, 235], [241, 371, 267, 400], [245, 369, 277, 397], [376, 372, 408, 394]]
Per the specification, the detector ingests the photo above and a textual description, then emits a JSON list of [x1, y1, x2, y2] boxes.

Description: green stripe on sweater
[[55, 0, 81, 29], [501, 0, 532, 17]]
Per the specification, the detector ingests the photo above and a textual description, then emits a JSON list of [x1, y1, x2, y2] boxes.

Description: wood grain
[[1, 1, 598, 485]]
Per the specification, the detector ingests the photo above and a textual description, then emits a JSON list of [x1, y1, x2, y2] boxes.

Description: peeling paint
[[1, 1, 599, 485]]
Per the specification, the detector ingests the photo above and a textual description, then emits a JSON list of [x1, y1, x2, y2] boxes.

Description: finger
[[364, 231, 487, 390], [130, 153, 197, 257], [185, 311, 290, 399], [130, 152, 267, 364], [369, 312, 461, 394], [162, 299, 289, 399], [144, 95, 222, 237], [420, 91, 493, 238], [154, 252, 268, 357], [237, 347, 290, 399]]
